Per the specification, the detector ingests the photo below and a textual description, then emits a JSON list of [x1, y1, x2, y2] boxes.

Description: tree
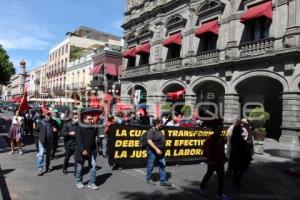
[[0, 45, 15, 85]]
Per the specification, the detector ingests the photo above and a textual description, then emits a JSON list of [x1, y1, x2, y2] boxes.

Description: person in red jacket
[[200, 125, 229, 200]]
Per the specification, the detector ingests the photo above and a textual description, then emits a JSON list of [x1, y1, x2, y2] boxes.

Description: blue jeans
[[99, 137, 107, 156], [36, 142, 51, 170], [75, 154, 97, 184], [146, 149, 166, 183]]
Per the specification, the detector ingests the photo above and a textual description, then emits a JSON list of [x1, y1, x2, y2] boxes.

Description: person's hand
[[53, 127, 57, 132], [69, 131, 75, 136], [156, 149, 162, 155], [82, 150, 88, 156]]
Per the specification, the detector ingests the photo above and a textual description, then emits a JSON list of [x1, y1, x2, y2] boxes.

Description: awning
[[122, 47, 136, 58], [104, 63, 118, 76], [166, 89, 185, 100], [195, 20, 219, 37], [240, 1, 272, 23], [90, 64, 102, 75], [163, 32, 182, 47], [136, 42, 151, 54]]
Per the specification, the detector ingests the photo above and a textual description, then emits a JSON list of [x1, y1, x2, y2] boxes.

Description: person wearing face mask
[[61, 111, 79, 174], [146, 119, 172, 186], [36, 111, 55, 176], [75, 114, 98, 190]]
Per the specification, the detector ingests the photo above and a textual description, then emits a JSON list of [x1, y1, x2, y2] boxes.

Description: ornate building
[[46, 26, 122, 99], [121, 0, 300, 144]]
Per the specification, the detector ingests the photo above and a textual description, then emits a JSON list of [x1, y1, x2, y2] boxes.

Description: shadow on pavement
[[118, 158, 300, 200], [95, 172, 112, 186], [1, 169, 15, 176], [0, 166, 12, 200]]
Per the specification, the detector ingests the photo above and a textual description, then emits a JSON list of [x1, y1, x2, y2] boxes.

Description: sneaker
[[37, 169, 44, 176], [146, 179, 155, 186], [9, 151, 15, 155], [160, 181, 172, 186], [216, 194, 230, 200], [19, 150, 23, 155], [76, 182, 84, 189], [88, 183, 98, 190]]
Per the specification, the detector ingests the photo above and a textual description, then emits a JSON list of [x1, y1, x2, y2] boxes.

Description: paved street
[[1, 111, 300, 200]]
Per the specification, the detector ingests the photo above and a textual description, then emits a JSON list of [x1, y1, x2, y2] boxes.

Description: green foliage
[[0, 45, 15, 85], [181, 105, 192, 116], [161, 103, 172, 112], [70, 46, 86, 61], [249, 107, 270, 129]]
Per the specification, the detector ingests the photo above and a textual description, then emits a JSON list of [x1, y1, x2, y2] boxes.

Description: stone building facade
[[121, 0, 300, 144]]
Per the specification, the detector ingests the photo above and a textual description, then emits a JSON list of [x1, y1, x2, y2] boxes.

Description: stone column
[[223, 93, 240, 126], [183, 7, 196, 65], [280, 92, 300, 145], [284, 0, 300, 47], [19, 60, 26, 95], [150, 18, 164, 72], [225, 1, 238, 58], [147, 95, 165, 118]]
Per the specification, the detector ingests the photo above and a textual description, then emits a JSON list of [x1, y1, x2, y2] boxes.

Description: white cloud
[[0, 1, 53, 50]]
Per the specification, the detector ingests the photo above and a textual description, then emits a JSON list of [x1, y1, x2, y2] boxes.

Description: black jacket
[[36, 118, 54, 147], [75, 126, 97, 162], [61, 120, 78, 149]]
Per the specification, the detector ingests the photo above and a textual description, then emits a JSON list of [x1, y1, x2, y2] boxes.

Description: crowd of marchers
[[6, 106, 253, 199]]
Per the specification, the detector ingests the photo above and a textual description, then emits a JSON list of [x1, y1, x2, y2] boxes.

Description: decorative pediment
[[196, 0, 225, 19], [165, 14, 187, 31], [137, 27, 154, 41], [125, 31, 138, 45]]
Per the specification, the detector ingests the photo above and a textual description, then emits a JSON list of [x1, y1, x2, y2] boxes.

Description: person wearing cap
[[51, 109, 63, 159], [36, 111, 55, 176], [146, 118, 171, 186], [61, 111, 78, 174]]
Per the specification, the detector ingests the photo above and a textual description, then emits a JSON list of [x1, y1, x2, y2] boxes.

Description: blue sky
[[0, 0, 124, 72]]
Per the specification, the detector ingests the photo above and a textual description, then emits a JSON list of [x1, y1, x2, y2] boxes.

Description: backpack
[[140, 128, 153, 149]]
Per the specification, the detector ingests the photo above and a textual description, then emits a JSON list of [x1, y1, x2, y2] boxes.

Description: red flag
[[18, 89, 31, 114], [42, 100, 48, 115]]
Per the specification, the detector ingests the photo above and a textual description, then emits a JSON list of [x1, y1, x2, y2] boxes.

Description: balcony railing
[[90, 80, 105, 89], [239, 37, 275, 57], [196, 49, 220, 63], [165, 57, 182, 68], [137, 63, 150, 68], [124, 65, 150, 77]]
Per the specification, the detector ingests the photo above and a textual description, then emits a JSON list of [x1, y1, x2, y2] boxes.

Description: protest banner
[[107, 125, 224, 167]]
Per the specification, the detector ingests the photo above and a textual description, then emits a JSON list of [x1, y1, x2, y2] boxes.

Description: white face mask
[[73, 118, 78, 123]]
